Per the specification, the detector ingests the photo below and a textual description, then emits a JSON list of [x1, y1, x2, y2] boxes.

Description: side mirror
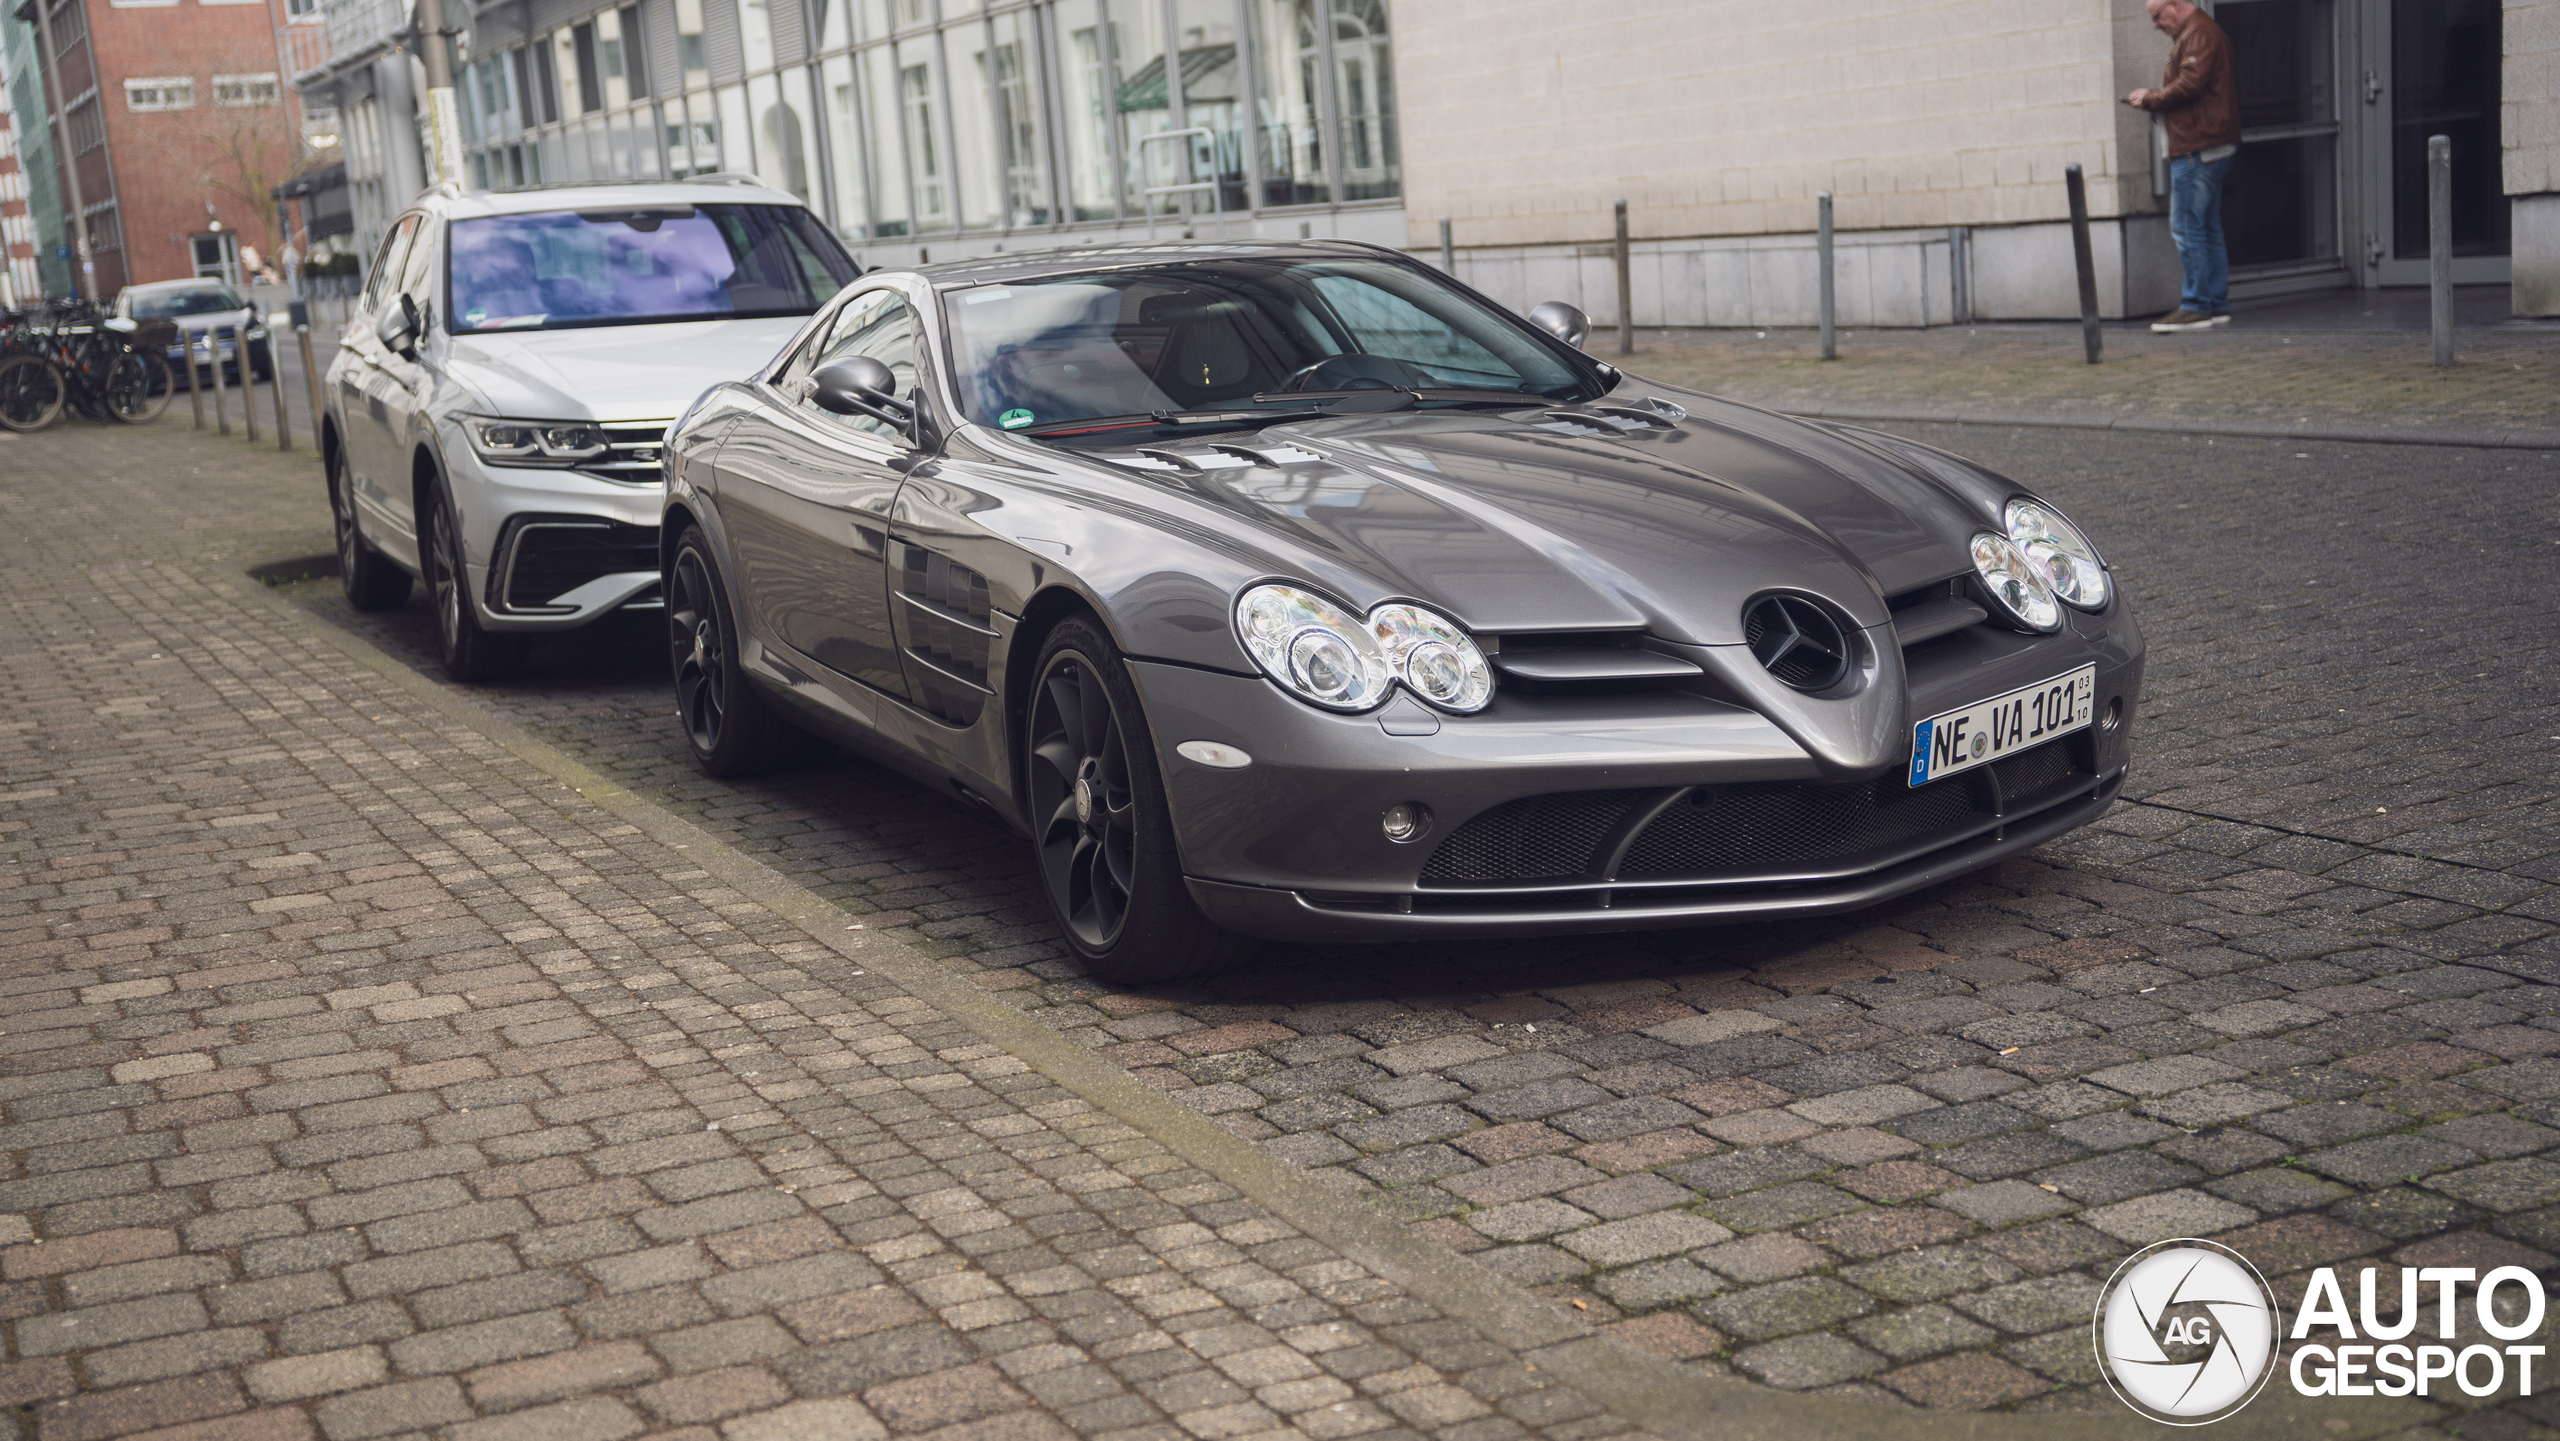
[[378, 293, 420, 354], [811, 357, 914, 431], [1528, 301, 1591, 351]]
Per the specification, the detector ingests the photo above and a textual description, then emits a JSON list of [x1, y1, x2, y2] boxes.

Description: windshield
[[447, 203, 858, 333], [942, 257, 1592, 431], [131, 287, 246, 318]]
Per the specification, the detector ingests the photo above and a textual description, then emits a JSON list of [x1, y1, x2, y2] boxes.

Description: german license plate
[[1908, 666, 2095, 787]]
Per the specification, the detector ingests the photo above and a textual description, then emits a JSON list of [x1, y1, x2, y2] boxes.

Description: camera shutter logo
[[2095, 1240, 2283, 1424]]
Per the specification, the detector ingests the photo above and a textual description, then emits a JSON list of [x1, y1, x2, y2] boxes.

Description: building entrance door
[[2358, 0, 2507, 285], [191, 234, 242, 286]]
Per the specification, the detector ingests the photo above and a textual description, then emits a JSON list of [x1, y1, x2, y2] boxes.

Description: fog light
[[2101, 697, 2123, 732], [1382, 803, 1429, 843]]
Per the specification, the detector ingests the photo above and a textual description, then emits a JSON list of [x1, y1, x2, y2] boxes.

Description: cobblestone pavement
[[0, 423, 1672, 1441], [1618, 326, 2560, 441], [28, 407, 2560, 1435]]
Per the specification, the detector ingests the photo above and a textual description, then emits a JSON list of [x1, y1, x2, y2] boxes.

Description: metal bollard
[[242, 328, 261, 444], [1439, 217, 1454, 276], [184, 326, 205, 428], [2066, 163, 2103, 365], [210, 327, 230, 436], [2429, 135, 2453, 368], [1614, 200, 1633, 357], [293, 299, 323, 446], [270, 318, 291, 450], [1818, 192, 1836, 361]]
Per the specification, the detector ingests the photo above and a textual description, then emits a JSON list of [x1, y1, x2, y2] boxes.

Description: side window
[[363, 216, 418, 312], [396, 218, 440, 329], [798, 290, 916, 440]]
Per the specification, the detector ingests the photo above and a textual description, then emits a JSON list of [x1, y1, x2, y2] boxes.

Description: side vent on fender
[[894, 545, 995, 726]]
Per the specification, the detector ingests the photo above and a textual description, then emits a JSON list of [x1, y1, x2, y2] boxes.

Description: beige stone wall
[[2508, 0, 2559, 195], [1398, 0, 2172, 251]]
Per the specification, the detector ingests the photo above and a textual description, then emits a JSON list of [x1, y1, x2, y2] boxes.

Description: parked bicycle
[[0, 299, 175, 432]]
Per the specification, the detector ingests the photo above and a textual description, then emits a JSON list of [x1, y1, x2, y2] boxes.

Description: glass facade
[[457, 0, 1399, 252]]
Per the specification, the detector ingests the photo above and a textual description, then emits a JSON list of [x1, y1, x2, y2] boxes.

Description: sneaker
[[2151, 308, 2214, 333], [2209, 312, 2232, 326]]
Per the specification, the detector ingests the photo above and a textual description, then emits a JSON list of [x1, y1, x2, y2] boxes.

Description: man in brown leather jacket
[[2126, 0, 2241, 331]]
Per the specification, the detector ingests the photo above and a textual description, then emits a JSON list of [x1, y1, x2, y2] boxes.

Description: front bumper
[[444, 433, 667, 632], [1136, 601, 2143, 942]]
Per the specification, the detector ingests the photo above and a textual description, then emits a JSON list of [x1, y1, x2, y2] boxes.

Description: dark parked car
[[114, 279, 270, 382], [659, 241, 2144, 981]]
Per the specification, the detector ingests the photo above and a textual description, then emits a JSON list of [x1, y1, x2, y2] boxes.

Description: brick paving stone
[[1731, 1335, 1885, 1390]]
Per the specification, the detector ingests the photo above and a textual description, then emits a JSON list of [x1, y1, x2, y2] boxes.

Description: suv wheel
[[420, 477, 528, 682]]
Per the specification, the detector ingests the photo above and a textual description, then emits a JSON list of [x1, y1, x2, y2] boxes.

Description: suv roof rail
[[424, 180, 465, 200], [682, 172, 771, 187]]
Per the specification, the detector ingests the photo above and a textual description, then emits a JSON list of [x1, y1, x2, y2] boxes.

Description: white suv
[[322, 176, 861, 679]]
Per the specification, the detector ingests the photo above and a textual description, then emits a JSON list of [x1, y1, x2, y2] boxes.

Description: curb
[[1777, 403, 2560, 451], [220, 565, 2444, 1441]]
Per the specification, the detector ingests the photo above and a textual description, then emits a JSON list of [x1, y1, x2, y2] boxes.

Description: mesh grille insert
[[1617, 773, 1990, 878], [1419, 790, 1646, 882]]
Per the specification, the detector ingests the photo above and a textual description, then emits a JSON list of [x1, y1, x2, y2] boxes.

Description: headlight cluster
[[467, 418, 612, 465], [1236, 584, 1493, 714], [1969, 497, 2109, 631]]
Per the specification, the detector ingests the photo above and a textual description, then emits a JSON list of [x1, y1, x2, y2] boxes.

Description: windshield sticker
[[1000, 408, 1036, 429], [464, 309, 488, 326]]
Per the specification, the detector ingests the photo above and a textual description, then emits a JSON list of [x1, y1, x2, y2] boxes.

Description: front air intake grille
[[496, 519, 659, 611], [578, 422, 674, 484], [1418, 738, 2096, 888]]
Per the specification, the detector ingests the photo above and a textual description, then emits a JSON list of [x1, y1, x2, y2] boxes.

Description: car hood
[[443, 316, 807, 422], [1132, 394, 1995, 648]]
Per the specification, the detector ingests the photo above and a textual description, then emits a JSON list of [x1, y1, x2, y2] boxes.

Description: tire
[[666, 525, 822, 777], [331, 442, 412, 611], [419, 479, 529, 682], [0, 355, 63, 432], [1025, 617, 1253, 984], [105, 350, 172, 423]]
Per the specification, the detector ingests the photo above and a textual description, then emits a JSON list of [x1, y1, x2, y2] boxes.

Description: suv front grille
[[496, 518, 660, 612], [576, 422, 673, 484]]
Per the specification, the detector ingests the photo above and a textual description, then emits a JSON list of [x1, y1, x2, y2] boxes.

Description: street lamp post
[[415, 0, 464, 185]]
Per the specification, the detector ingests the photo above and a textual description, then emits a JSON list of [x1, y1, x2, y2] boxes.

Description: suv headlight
[[2005, 498, 2108, 611], [466, 417, 612, 465], [1235, 584, 1494, 714]]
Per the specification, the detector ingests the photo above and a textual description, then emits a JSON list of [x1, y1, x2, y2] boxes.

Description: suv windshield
[[448, 203, 858, 333], [131, 287, 246, 318], [942, 257, 1592, 431]]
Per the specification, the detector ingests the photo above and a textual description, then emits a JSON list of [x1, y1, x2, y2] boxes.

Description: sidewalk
[[1620, 320, 2560, 447]]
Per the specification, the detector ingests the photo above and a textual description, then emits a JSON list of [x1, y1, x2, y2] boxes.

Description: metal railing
[[1138, 128, 1219, 240], [322, 0, 409, 65]]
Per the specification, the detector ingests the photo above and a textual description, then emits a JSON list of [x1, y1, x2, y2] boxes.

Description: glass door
[[2362, 0, 2508, 284], [2216, 0, 2343, 277]]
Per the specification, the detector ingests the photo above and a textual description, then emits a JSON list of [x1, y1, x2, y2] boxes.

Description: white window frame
[[212, 73, 281, 107], [125, 76, 196, 110]]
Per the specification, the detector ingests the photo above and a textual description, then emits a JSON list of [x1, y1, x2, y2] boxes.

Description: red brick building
[[15, 0, 308, 295]]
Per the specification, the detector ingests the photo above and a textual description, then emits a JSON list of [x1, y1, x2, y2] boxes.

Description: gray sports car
[[659, 241, 2144, 982]]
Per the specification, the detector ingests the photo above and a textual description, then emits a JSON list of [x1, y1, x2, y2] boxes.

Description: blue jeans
[[2169, 151, 2234, 314]]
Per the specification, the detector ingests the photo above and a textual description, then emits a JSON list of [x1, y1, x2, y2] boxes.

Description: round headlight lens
[[1970, 533, 2062, 633], [1233, 585, 1393, 712], [1233, 586, 1491, 714], [1368, 603, 1493, 713], [2005, 498, 2108, 611]]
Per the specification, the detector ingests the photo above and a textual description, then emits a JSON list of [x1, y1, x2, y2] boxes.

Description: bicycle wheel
[[0, 354, 63, 432], [104, 350, 171, 423]]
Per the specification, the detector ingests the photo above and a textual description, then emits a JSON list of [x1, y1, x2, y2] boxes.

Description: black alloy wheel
[[420, 480, 528, 682], [666, 525, 819, 776], [1025, 618, 1250, 983], [331, 444, 413, 611]]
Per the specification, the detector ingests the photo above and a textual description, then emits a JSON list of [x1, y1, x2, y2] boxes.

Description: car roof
[[123, 279, 240, 293], [905, 238, 1415, 290], [427, 176, 810, 222]]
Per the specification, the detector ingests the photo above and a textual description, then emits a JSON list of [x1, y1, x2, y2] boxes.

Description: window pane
[[717, 83, 755, 170], [1247, 0, 1323, 205], [1170, 0, 1244, 212], [666, 93, 722, 176], [677, 0, 711, 86], [947, 24, 1002, 228], [1053, 0, 1118, 221], [1332, 0, 1395, 200], [863, 46, 913, 235], [740, 0, 776, 72], [898, 44, 951, 229], [821, 54, 871, 239], [1106, 0, 1171, 215], [987, 11, 1049, 226], [749, 72, 815, 202]]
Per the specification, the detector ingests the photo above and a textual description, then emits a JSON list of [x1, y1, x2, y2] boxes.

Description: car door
[[715, 284, 921, 701], [372, 215, 446, 557], [340, 215, 418, 553]]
